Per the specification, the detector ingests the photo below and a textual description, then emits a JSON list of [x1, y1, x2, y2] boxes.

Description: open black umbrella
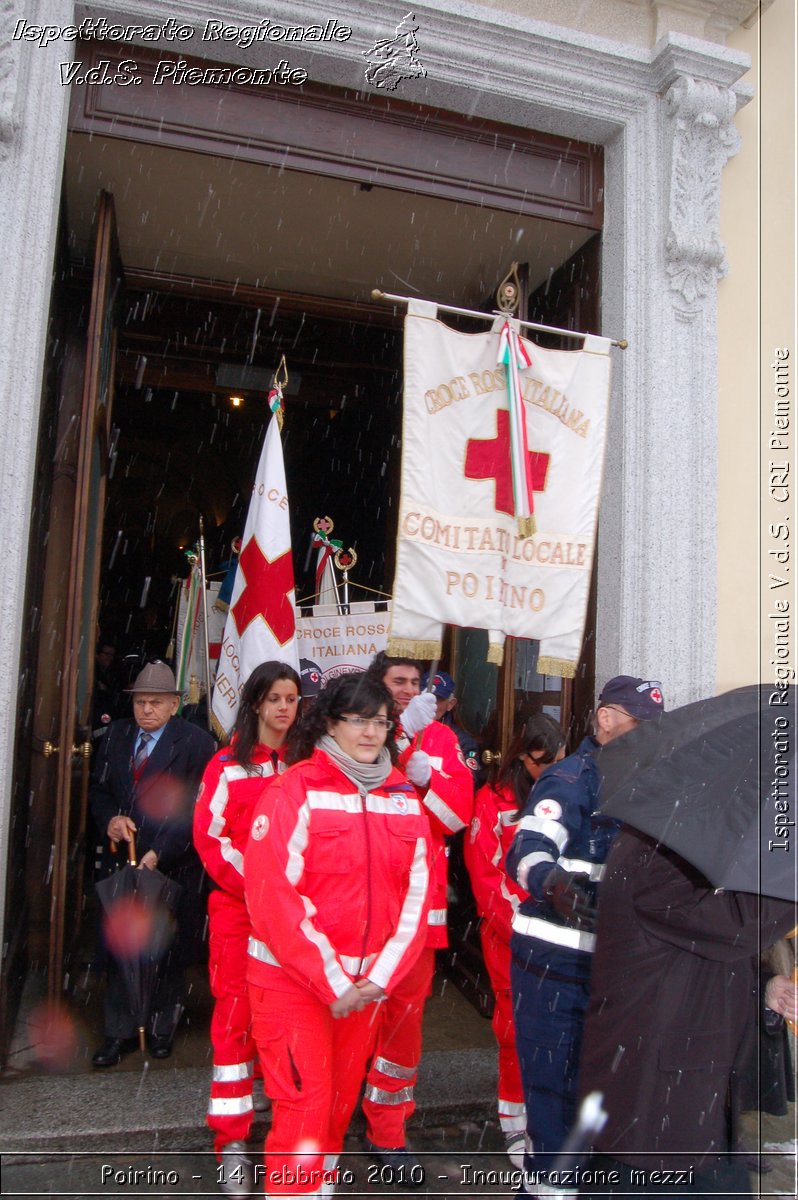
[[594, 685, 796, 901], [95, 837, 183, 1051]]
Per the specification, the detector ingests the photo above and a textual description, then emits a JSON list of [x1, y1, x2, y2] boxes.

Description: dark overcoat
[[579, 827, 795, 1173], [90, 715, 215, 874]]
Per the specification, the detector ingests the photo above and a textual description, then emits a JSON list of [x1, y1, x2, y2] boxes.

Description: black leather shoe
[[148, 1035, 173, 1059], [366, 1142, 425, 1188], [91, 1036, 137, 1068]]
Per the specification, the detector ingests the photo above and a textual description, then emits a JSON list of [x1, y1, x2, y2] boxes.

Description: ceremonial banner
[[211, 415, 300, 734], [296, 601, 391, 686], [388, 302, 612, 676], [175, 577, 225, 707]]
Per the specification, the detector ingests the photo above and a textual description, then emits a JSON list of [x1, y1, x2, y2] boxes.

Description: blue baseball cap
[[598, 676, 665, 720], [299, 659, 322, 699], [421, 670, 456, 700]]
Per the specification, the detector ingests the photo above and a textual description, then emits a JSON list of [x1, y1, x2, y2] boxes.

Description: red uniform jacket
[[244, 749, 431, 1005], [464, 781, 527, 945], [397, 719, 474, 948], [193, 741, 286, 898]]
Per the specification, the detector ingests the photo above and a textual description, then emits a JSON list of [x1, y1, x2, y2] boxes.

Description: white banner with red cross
[[211, 413, 300, 735], [387, 302, 612, 676]]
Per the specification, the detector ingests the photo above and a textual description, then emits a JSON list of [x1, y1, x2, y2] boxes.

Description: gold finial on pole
[[496, 263, 521, 315], [269, 357, 289, 431]]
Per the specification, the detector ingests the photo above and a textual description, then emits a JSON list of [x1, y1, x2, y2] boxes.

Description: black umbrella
[[594, 685, 797, 901], [95, 837, 183, 1051]]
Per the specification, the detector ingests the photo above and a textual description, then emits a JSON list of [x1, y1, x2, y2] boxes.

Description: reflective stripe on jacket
[[244, 748, 431, 1004]]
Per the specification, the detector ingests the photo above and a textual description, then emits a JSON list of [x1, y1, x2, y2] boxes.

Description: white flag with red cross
[[211, 413, 300, 735], [387, 301, 612, 677]]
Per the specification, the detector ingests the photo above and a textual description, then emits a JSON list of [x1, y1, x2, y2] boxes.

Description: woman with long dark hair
[[193, 660, 301, 1195], [464, 713, 566, 1167], [244, 672, 431, 1200]]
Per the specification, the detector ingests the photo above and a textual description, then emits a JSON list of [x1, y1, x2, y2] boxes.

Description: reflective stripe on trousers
[[208, 1094, 254, 1116], [212, 1060, 254, 1083], [364, 1084, 414, 1105], [372, 1055, 415, 1080]]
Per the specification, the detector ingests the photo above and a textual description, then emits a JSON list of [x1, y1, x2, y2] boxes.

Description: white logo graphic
[[363, 12, 426, 92], [251, 813, 269, 841], [533, 799, 562, 821]]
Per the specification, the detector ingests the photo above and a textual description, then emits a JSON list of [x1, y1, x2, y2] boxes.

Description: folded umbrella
[[95, 836, 183, 1051], [594, 685, 796, 901]]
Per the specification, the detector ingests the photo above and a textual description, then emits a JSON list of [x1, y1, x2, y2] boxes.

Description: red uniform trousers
[[362, 946, 435, 1149], [250, 966, 381, 1198], [207, 890, 257, 1155], [479, 923, 526, 1134]]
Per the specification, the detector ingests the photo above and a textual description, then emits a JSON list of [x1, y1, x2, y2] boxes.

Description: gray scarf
[[317, 733, 393, 793]]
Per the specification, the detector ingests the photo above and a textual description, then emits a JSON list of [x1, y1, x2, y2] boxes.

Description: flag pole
[[370, 289, 628, 349], [197, 516, 213, 731]]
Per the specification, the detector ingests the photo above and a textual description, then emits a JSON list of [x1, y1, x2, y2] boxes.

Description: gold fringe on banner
[[486, 643, 504, 666], [537, 656, 577, 679], [517, 515, 536, 538], [188, 674, 200, 705], [386, 638, 442, 661], [210, 711, 228, 742]]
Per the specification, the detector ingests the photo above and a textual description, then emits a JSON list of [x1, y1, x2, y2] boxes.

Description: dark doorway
[[100, 281, 403, 661]]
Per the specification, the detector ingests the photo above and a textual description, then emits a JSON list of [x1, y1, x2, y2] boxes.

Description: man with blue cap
[[421, 669, 481, 785], [506, 675, 665, 1198]]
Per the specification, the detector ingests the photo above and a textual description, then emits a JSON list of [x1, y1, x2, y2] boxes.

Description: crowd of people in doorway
[[88, 651, 797, 1199]]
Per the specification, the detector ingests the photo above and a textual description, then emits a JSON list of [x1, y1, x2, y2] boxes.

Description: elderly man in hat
[[89, 660, 215, 1066], [506, 675, 665, 1198]]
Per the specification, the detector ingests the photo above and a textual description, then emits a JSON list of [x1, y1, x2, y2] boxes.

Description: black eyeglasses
[[337, 715, 394, 732], [526, 751, 554, 766], [603, 705, 639, 724]]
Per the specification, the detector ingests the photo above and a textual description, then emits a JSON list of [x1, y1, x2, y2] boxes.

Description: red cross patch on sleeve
[[533, 799, 562, 821]]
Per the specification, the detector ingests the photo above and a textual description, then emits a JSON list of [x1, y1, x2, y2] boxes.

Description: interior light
[[230, 395, 245, 408]]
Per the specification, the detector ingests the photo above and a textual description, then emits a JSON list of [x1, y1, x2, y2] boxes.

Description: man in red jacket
[[361, 653, 474, 1177]]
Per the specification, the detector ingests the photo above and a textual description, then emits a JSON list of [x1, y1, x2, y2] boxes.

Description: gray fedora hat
[[126, 660, 179, 694]]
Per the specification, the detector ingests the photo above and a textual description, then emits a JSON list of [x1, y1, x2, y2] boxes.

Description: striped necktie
[[134, 732, 152, 777]]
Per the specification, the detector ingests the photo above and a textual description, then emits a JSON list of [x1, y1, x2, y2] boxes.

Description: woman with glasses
[[464, 714, 566, 1167], [243, 673, 430, 1200], [193, 660, 301, 1195]]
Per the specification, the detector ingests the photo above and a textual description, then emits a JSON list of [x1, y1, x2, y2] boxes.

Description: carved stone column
[[0, 0, 21, 151], [665, 75, 741, 304]]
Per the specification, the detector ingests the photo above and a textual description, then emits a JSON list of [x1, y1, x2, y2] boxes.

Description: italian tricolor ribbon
[[311, 528, 343, 592], [267, 383, 284, 430], [497, 321, 536, 536]]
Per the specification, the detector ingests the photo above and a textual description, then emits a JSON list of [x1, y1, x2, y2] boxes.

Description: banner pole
[[371, 289, 628, 350], [197, 516, 214, 732]]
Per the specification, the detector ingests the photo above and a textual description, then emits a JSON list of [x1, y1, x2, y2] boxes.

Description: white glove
[[400, 691, 437, 737], [405, 750, 432, 787]]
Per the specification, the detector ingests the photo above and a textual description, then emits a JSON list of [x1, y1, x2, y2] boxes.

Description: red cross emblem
[[231, 538, 295, 644], [464, 408, 550, 517], [650, 688, 663, 705], [538, 803, 555, 816]]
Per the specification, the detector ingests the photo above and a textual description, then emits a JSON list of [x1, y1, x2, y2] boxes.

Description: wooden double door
[[2, 193, 122, 1054]]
